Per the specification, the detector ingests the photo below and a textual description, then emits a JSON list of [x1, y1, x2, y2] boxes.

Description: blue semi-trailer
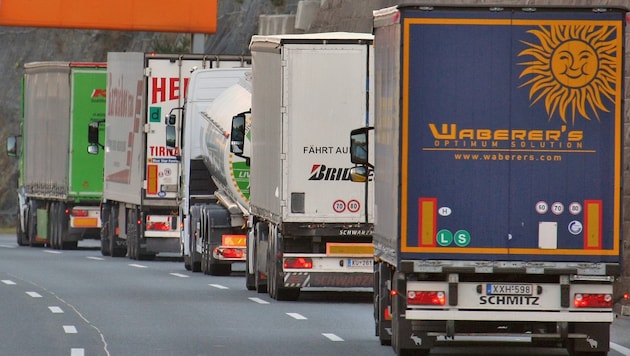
[[350, 2, 628, 355]]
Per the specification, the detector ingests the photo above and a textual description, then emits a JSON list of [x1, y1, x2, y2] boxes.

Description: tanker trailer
[[176, 69, 252, 276]]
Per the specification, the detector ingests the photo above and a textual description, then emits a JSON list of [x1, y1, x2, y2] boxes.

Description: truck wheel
[[189, 206, 202, 272], [109, 206, 126, 258], [100, 204, 111, 256], [27, 200, 44, 247], [58, 203, 75, 250], [16, 214, 27, 246], [245, 226, 256, 290], [254, 223, 268, 293], [376, 262, 392, 346], [48, 203, 58, 249]]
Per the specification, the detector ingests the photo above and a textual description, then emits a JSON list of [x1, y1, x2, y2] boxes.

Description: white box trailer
[[236, 32, 375, 299], [89, 52, 250, 259]]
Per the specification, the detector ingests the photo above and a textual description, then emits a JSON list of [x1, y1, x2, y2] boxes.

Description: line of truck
[[5, 1, 628, 355], [9, 34, 376, 297]]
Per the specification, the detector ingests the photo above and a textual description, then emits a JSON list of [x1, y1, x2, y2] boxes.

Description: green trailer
[[7, 62, 106, 249]]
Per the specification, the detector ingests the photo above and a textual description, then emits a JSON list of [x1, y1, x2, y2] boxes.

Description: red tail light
[[146, 222, 170, 231], [574, 293, 612, 308], [71, 209, 89, 217], [218, 248, 244, 259], [284, 257, 313, 269], [407, 291, 446, 306]]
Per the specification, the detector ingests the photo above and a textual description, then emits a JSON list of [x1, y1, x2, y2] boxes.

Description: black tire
[[16, 213, 27, 246], [254, 223, 268, 294], [27, 200, 44, 248], [190, 219, 201, 272], [109, 207, 126, 258], [58, 203, 76, 250], [100, 204, 111, 256], [48, 203, 58, 249], [245, 241, 256, 291], [128, 209, 137, 260]]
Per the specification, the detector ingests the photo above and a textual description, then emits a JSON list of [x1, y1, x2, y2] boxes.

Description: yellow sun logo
[[518, 25, 618, 124]]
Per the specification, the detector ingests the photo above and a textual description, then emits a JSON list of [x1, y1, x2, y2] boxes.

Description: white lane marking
[[49, 306, 64, 314], [209, 284, 229, 290], [322, 333, 344, 342], [128, 264, 148, 268], [611, 342, 630, 355], [286, 312, 307, 320], [248, 297, 269, 305], [87, 256, 104, 261], [43, 250, 62, 254], [2, 280, 16, 285], [63, 325, 78, 334], [7, 273, 111, 356], [0, 244, 16, 248], [169, 273, 189, 278], [26, 291, 42, 298], [71, 348, 85, 356]]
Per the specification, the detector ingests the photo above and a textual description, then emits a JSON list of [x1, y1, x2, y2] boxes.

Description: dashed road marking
[[2, 280, 16, 285], [43, 250, 62, 254], [286, 312, 307, 320], [0, 244, 16, 249], [169, 273, 189, 278], [129, 264, 148, 268], [248, 297, 269, 305], [71, 348, 85, 356], [49, 306, 64, 314], [86, 256, 104, 261], [322, 333, 344, 342], [209, 284, 229, 290], [26, 291, 42, 298], [63, 325, 78, 334], [611, 342, 630, 356]]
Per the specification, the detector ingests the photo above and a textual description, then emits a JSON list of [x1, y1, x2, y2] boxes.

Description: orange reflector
[[72, 217, 98, 228], [147, 165, 158, 194], [326, 243, 373, 256], [419, 198, 437, 247], [221, 234, 246, 247], [584, 200, 602, 249]]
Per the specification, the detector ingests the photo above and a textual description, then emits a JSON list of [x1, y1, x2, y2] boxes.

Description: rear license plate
[[347, 259, 373, 268], [486, 283, 533, 296]]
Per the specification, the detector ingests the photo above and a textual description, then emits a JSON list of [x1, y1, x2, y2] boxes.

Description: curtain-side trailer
[[8, 62, 106, 249]]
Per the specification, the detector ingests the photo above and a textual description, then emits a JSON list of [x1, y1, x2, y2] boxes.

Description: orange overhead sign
[[0, 0, 217, 33]]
